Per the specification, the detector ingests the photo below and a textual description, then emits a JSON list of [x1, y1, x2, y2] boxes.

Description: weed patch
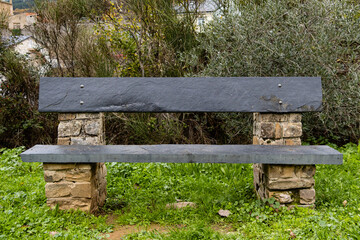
[[0, 143, 359, 239]]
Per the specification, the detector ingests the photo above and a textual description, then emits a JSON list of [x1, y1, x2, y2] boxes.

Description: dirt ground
[[105, 214, 234, 239]]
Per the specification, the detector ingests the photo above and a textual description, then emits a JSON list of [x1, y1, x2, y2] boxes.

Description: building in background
[[9, 12, 36, 31], [0, 0, 13, 16], [175, 0, 219, 32]]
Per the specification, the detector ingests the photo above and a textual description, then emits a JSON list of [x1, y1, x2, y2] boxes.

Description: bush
[[0, 50, 58, 148], [32, 0, 115, 78], [185, 0, 360, 145]]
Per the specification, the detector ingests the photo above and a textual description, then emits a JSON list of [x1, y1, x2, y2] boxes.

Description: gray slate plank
[[38, 77, 322, 113], [21, 145, 342, 165]]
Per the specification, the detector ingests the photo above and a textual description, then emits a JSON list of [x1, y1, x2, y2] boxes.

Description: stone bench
[[21, 77, 342, 212]]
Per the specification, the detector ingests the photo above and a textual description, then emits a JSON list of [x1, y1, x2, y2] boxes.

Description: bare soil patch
[[105, 214, 234, 239]]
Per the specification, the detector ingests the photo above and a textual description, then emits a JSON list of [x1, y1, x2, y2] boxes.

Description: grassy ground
[[0, 143, 359, 239]]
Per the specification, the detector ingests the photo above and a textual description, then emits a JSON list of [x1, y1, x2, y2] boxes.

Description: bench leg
[[43, 113, 107, 213], [43, 163, 107, 212], [253, 113, 316, 207]]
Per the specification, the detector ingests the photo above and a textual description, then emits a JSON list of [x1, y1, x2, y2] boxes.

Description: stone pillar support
[[253, 113, 316, 207], [44, 113, 107, 212]]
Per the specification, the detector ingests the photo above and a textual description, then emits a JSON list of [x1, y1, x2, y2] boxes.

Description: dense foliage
[[0, 143, 359, 238], [0, 148, 110, 239], [0, 55, 56, 148], [100, 0, 360, 146], [12, 0, 35, 10], [187, 0, 360, 145], [1, 0, 359, 148], [0, 29, 57, 148]]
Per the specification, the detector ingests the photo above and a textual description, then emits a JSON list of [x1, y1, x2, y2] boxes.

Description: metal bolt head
[[278, 84, 282, 88], [80, 100, 84, 105], [80, 84, 84, 88]]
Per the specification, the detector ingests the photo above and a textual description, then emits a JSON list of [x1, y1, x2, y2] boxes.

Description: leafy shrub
[[0, 50, 57, 148], [0, 147, 110, 239], [96, 0, 200, 78], [185, 0, 360, 144], [105, 112, 252, 145], [33, 0, 116, 78]]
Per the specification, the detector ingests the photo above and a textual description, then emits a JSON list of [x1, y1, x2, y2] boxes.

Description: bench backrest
[[38, 77, 322, 113]]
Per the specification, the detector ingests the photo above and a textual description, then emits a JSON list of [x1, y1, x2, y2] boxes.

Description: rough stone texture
[[218, 209, 231, 217], [266, 190, 294, 204], [44, 169, 92, 182], [253, 113, 316, 207], [58, 114, 76, 121], [57, 137, 71, 145], [58, 121, 82, 137], [44, 170, 65, 182], [75, 113, 100, 120], [47, 198, 92, 212], [43, 163, 91, 170], [44, 113, 106, 213], [71, 183, 92, 198], [300, 189, 316, 204], [71, 137, 101, 145], [282, 122, 302, 138], [65, 169, 92, 182], [84, 121, 101, 135], [275, 123, 282, 139], [267, 177, 315, 190], [45, 183, 72, 198]]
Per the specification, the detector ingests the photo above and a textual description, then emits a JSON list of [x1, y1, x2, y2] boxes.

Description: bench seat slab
[[21, 145, 342, 165]]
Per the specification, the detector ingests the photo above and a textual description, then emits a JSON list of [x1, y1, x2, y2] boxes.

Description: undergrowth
[[0, 143, 359, 239], [0, 148, 110, 239]]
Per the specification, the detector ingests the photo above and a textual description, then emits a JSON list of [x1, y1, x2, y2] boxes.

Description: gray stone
[[21, 144, 343, 164], [300, 189, 316, 204], [260, 123, 275, 139], [38, 77, 323, 113], [71, 137, 100, 145], [218, 209, 231, 217], [283, 122, 302, 138], [58, 121, 82, 137], [84, 121, 101, 136]]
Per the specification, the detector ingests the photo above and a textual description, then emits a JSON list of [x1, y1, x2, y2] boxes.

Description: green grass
[[0, 143, 359, 239], [0, 148, 111, 239]]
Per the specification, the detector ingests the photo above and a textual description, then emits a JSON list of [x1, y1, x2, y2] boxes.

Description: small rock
[[49, 231, 58, 236], [166, 202, 196, 209], [218, 209, 231, 217], [343, 200, 348, 207]]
